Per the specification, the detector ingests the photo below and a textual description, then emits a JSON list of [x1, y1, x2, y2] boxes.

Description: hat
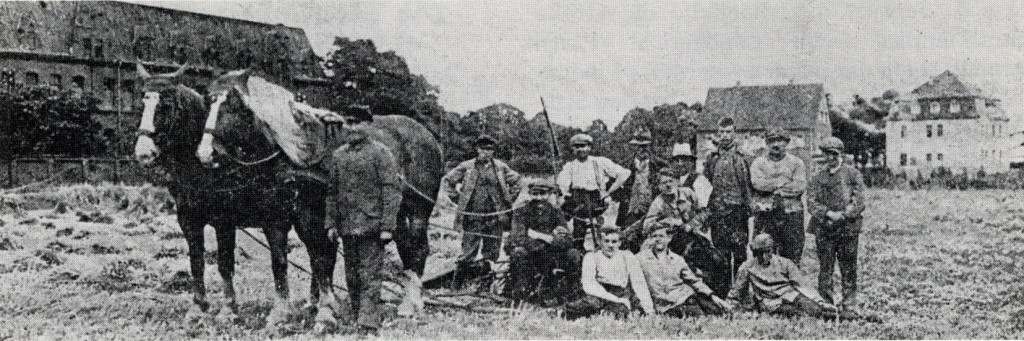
[[527, 178, 557, 192], [750, 233, 775, 251], [628, 129, 653, 146], [569, 134, 594, 146], [765, 127, 790, 143], [344, 104, 373, 122], [658, 167, 681, 178], [671, 143, 696, 159], [475, 134, 497, 148], [819, 136, 844, 154]]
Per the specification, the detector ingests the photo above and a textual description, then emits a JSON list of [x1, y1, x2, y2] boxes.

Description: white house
[[886, 71, 1012, 174]]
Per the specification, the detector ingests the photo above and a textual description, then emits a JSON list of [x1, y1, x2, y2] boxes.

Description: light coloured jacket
[[635, 249, 714, 313], [750, 153, 807, 213]]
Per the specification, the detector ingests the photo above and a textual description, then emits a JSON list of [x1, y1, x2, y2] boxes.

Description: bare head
[[134, 63, 188, 166]]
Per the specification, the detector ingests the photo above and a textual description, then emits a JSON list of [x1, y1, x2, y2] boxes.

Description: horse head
[[134, 63, 205, 166], [198, 69, 294, 167]]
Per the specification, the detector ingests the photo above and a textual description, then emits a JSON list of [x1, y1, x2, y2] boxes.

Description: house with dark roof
[[886, 71, 1011, 174], [693, 83, 832, 173]]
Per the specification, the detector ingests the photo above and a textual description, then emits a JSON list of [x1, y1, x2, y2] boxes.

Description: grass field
[[0, 185, 1022, 339]]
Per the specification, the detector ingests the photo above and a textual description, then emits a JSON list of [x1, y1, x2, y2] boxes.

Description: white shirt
[[680, 171, 713, 209], [557, 156, 631, 196]]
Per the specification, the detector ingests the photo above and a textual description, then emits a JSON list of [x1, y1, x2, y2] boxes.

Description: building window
[[950, 102, 960, 113], [25, 72, 39, 86], [72, 75, 85, 90], [103, 78, 117, 107], [993, 124, 997, 136], [926, 125, 933, 138], [901, 125, 906, 138], [926, 154, 932, 162], [937, 124, 943, 137], [120, 80, 135, 109], [900, 153, 907, 166], [937, 153, 943, 161], [49, 74, 62, 89], [930, 102, 940, 114]]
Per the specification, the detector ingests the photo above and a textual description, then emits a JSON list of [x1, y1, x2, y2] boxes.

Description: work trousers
[[562, 189, 606, 252], [563, 283, 634, 320], [662, 293, 726, 317], [707, 203, 750, 297], [772, 293, 833, 318], [341, 235, 391, 329], [459, 214, 508, 263], [754, 210, 806, 265], [816, 233, 860, 306], [505, 247, 583, 305]]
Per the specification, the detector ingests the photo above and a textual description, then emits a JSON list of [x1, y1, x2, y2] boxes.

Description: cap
[[717, 117, 735, 128], [475, 134, 497, 148], [569, 134, 594, 146], [671, 143, 696, 159], [765, 127, 791, 143], [819, 136, 845, 154], [527, 178, 557, 191], [750, 233, 775, 251], [628, 129, 653, 146]]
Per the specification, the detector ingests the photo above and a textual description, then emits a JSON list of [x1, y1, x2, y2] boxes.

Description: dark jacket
[[506, 199, 568, 254], [325, 135, 403, 236], [442, 157, 522, 230], [704, 145, 753, 210], [807, 164, 865, 237], [612, 157, 667, 220]]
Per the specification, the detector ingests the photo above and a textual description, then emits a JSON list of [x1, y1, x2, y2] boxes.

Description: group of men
[[440, 116, 869, 321], [324, 112, 870, 333]]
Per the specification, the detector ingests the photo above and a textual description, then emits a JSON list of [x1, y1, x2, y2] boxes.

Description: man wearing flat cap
[[504, 178, 582, 306], [442, 134, 523, 286], [750, 127, 807, 265], [557, 133, 631, 251], [613, 128, 667, 252]]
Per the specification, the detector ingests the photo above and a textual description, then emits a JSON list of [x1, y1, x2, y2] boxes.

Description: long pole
[[540, 97, 560, 159]]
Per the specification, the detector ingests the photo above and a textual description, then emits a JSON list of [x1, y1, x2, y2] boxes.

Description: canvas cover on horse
[[242, 75, 344, 167]]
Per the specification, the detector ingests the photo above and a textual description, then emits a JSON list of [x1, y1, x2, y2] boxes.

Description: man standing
[[807, 137, 866, 310], [702, 117, 753, 296], [504, 179, 582, 306], [636, 222, 727, 317], [613, 129, 666, 242], [557, 133, 631, 251], [325, 107, 402, 336], [750, 127, 807, 265], [442, 135, 523, 286]]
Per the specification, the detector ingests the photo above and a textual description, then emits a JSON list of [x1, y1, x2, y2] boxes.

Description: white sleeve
[[694, 175, 713, 209]]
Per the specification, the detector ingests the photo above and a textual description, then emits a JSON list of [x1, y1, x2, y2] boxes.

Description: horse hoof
[[265, 306, 292, 328]]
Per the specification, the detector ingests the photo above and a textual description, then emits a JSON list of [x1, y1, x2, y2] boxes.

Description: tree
[[1, 84, 108, 159]]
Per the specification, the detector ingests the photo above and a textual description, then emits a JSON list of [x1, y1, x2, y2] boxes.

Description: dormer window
[[930, 102, 940, 114], [911, 102, 921, 115], [950, 102, 960, 113]]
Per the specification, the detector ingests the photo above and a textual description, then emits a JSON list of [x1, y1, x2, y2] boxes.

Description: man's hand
[[380, 231, 393, 241], [712, 296, 733, 310], [618, 297, 632, 310], [327, 228, 339, 242], [826, 211, 845, 221], [511, 246, 528, 259]]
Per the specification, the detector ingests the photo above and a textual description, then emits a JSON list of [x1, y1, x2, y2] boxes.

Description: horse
[[133, 64, 328, 328], [196, 69, 444, 326]]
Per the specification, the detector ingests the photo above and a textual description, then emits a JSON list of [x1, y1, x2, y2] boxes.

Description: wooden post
[[114, 158, 121, 184], [81, 158, 89, 183], [46, 158, 54, 182], [6, 159, 12, 188]]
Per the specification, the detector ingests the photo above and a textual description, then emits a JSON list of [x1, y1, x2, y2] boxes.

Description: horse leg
[[214, 226, 239, 323], [396, 203, 429, 317], [179, 212, 210, 323], [294, 194, 344, 332], [263, 225, 296, 328]]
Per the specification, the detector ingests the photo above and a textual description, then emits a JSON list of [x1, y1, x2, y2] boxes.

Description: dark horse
[[133, 65, 332, 327], [196, 69, 444, 327]]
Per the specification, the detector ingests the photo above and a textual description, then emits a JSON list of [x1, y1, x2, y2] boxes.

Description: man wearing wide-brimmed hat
[[503, 178, 582, 306], [612, 128, 667, 252], [557, 133, 631, 251], [671, 143, 712, 209], [442, 134, 523, 287], [750, 127, 807, 265]]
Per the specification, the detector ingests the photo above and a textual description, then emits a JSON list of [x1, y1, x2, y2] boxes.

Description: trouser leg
[[563, 295, 605, 320], [816, 234, 838, 304], [458, 220, 483, 263], [836, 234, 860, 306], [351, 235, 387, 329], [342, 236, 363, 316], [479, 217, 503, 262], [763, 211, 805, 265]]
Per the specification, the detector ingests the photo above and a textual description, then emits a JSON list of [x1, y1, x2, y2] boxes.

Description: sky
[[134, 0, 1024, 128]]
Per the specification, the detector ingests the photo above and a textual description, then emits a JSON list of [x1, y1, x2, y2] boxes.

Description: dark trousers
[[816, 233, 860, 306], [459, 214, 507, 263], [755, 210, 806, 265], [562, 189, 606, 251], [663, 293, 726, 317], [707, 203, 750, 297], [506, 247, 583, 305], [341, 235, 390, 329], [773, 293, 832, 318], [563, 283, 633, 320]]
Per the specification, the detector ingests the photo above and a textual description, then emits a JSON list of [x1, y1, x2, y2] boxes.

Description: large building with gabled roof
[[886, 71, 1012, 174], [694, 82, 833, 175]]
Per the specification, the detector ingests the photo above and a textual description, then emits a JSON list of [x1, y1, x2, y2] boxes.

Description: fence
[[1, 156, 154, 188]]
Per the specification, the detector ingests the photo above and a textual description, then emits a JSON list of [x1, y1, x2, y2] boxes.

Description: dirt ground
[[0, 186, 1022, 339]]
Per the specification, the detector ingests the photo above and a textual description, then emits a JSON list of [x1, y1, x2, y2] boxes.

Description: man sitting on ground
[[504, 179, 583, 306], [563, 226, 655, 320], [726, 234, 837, 318], [635, 223, 728, 317]]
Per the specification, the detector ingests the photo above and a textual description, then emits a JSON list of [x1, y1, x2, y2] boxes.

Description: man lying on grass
[[635, 223, 729, 317], [726, 234, 879, 322], [562, 226, 655, 320]]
